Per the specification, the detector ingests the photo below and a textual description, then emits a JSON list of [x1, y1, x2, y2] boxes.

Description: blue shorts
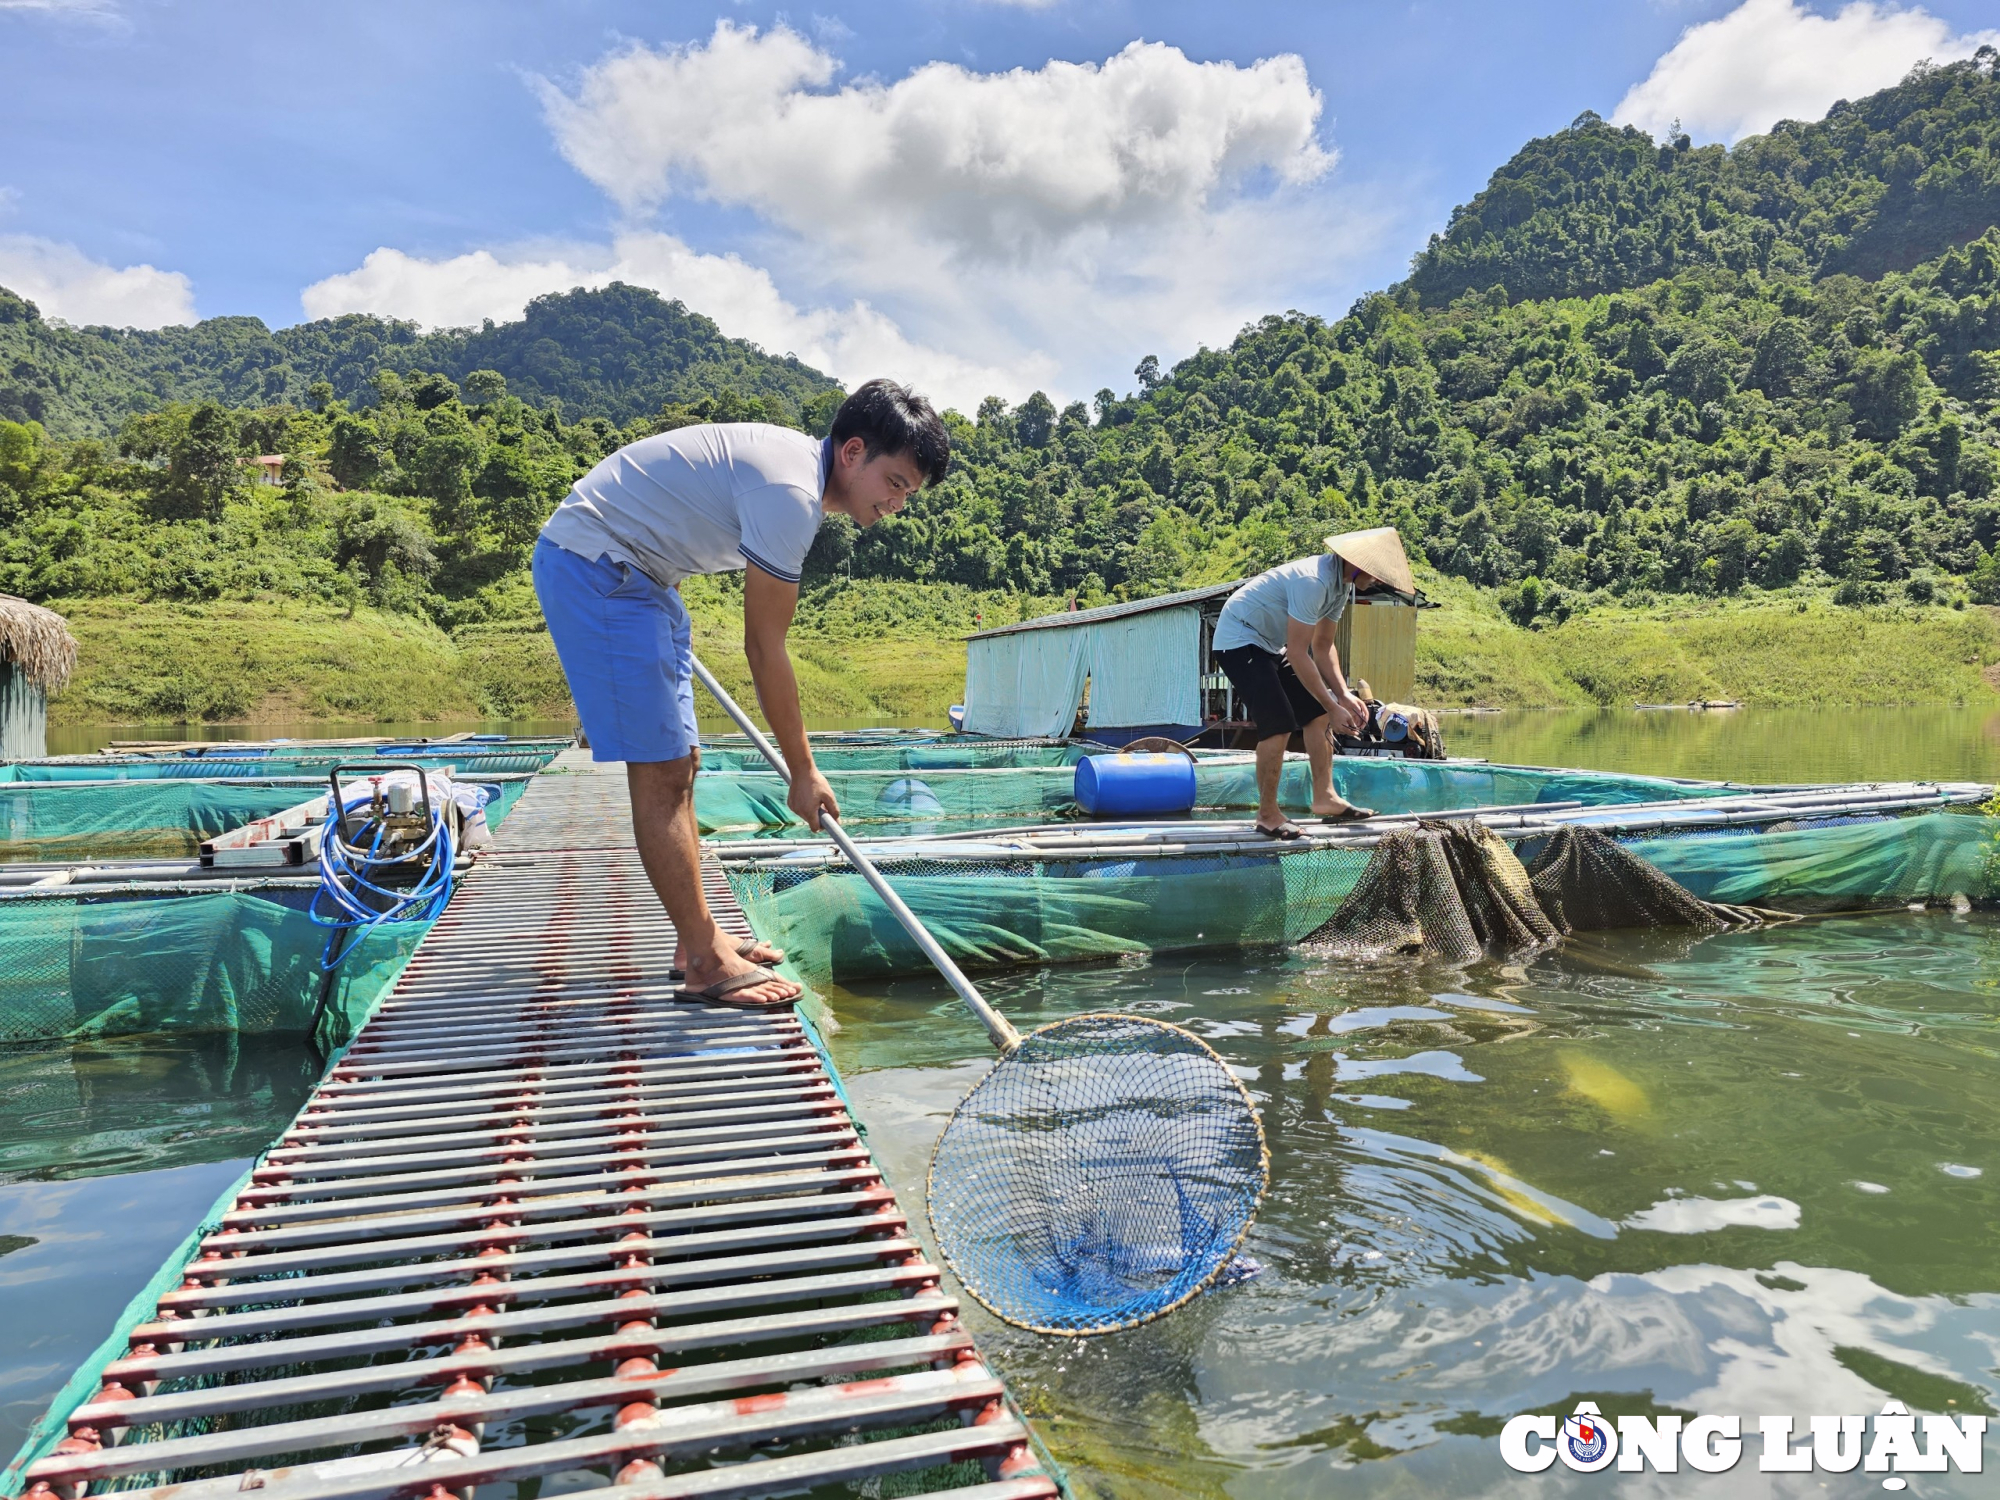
[[532, 537, 697, 763]]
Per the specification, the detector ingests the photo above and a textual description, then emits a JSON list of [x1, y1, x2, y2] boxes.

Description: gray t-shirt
[[540, 423, 830, 587], [1210, 553, 1353, 654]]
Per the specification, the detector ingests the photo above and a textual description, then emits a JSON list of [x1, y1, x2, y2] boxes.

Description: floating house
[[963, 581, 1420, 743], [0, 596, 78, 758]]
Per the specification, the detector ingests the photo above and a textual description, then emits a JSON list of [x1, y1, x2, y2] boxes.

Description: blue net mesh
[[926, 1012, 1268, 1335]]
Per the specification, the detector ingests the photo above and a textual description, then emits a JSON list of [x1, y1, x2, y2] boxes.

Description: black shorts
[[1215, 644, 1327, 739]]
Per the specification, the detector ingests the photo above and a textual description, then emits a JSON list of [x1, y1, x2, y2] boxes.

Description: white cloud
[[1622, 1193, 1802, 1233], [0, 0, 119, 12], [542, 25, 1332, 261], [0, 234, 194, 327], [1614, 0, 2000, 144], [509, 23, 1371, 406], [300, 232, 1044, 413]]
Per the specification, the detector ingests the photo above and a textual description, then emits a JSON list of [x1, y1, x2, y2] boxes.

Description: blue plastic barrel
[[1074, 753, 1197, 817]]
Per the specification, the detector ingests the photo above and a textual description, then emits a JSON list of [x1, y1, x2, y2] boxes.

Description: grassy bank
[[47, 577, 2000, 727], [55, 599, 484, 723], [47, 580, 1058, 727], [1415, 574, 2000, 708]]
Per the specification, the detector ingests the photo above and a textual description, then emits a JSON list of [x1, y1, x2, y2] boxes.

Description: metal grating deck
[[493, 753, 659, 854], [18, 767, 1055, 1500]]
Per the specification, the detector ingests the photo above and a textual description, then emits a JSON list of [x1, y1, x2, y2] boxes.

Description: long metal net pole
[[688, 652, 1022, 1052]]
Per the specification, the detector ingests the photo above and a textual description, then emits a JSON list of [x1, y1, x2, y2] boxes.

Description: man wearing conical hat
[[1210, 527, 1416, 838]]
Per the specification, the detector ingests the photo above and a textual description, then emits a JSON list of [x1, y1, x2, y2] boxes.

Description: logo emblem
[[1564, 1415, 1608, 1463], [1558, 1401, 1619, 1471]]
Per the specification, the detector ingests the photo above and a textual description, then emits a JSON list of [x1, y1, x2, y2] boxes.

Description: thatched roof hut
[[0, 597, 78, 759]]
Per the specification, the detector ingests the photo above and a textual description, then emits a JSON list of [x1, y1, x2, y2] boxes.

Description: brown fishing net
[[1526, 825, 1725, 933], [1306, 821, 1553, 962], [1439, 820, 1557, 950], [1306, 820, 1759, 961], [1307, 825, 1479, 962]]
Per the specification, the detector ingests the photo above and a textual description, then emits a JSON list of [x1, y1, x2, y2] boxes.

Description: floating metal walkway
[[19, 758, 1055, 1500]]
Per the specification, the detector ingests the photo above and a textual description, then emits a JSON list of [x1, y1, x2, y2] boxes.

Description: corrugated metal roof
[[968, 580, 1244, 639]]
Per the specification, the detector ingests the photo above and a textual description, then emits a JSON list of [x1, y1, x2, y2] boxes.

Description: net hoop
[[925, 1009, 1270, 1337]]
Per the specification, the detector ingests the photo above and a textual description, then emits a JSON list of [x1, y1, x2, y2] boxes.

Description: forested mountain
[[876, 220, 2000, 620], [0, 282, 838, 436], [1, 53, 1998, 638], [1405, 50, 2000, 304], [859, 56, 2000, 619], [0, 362, 843, 625]]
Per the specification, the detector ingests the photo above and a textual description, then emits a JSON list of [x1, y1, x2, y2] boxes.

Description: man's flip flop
[[675, 964, 798, 1010], [1255, 821, 1305, 840], [668, 936, 785, 982], [1320, 806, 1376, 823]]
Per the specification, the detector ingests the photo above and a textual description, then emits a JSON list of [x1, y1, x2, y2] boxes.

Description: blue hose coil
[[1074, 753, 1198, 817], [311, 790, 457, 971]]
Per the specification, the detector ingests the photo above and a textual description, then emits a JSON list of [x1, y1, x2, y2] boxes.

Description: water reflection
[[0, 1033, 321, 1183], [0, 1159, 254, 1460], [0, 1032, 319, 1460], [832, 912, 2000, 1496], [1448, 705, 2000, 786]]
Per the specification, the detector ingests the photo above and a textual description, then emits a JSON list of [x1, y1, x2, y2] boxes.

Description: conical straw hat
[[1324, 527, 1415, 597]]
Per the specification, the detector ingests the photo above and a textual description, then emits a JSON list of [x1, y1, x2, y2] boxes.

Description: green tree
[[406, 405, 484, 519], [332, 497, 437, 604], [0, 419, 48, 498], [1015, 391, 1057, 449], [327, 413, 388, 490], [1969, 546, 2000, 605], [158, 401, 244, 521], [1747, 317, 1812, 396], [462, 369, 508, 405], [1839, 348, 1926, 440]]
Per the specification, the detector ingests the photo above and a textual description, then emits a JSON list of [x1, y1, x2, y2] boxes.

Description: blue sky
[[2, 0, 1997, 408]]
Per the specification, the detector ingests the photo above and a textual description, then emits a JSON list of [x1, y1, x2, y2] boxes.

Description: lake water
[[39, 713, 918, 756], [831, 920, 2000, 1497], [1446, 705, 2000, 786], [4, 709, 1998, 1491], [0, 1036, 321, 1456]]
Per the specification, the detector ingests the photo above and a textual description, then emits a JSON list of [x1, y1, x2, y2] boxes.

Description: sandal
[[1254, 821, 1305, 841], [676, 964, 799, 1010], [669, 936, 784, 982], [1319, 805, 1376, 823]]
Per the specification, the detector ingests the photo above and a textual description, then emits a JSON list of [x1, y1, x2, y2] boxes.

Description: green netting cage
[[1, 744, 566, 780], [0, 774, 530, 1045], [0, 887, 421, 1047], [0, 781, 322, 861], [694, 755, 1759, 835], [0, 776, 531, 861], [727, 812, 2000, 983]]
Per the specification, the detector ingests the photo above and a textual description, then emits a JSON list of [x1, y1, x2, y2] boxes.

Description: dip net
[[690, 664, 1270, 1338], [928, 1012, 1268, 1335]]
